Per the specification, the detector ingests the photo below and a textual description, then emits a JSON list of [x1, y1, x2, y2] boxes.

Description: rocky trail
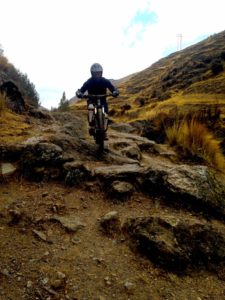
[[1, 110, 225, 300]]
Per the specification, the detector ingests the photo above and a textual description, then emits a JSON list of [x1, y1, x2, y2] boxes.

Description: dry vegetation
[[0, 107, 31, 143], [165, 117, 225, 171]]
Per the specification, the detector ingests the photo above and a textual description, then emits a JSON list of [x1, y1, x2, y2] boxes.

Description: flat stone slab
[[52, 215, 86, 232], [0, 163, 17, 176]]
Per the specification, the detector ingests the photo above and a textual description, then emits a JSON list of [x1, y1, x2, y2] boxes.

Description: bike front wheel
[[96, 108, 105, 152]]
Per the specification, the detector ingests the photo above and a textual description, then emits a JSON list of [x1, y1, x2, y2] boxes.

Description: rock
[[92, 164, 144, 180], [110, 123, 136, 133], [18, 142, 64, 180], [123, 214, 225, 271], [27, 280, 33, 288], [121, 145, 142, 161], [165, 165, 225, 217], [0, 163, 17, 176], [0, 143, 25, 160], [124, 281, 135, 292], [104, 276, 112, 286], [52, 215, 86, 232], [0, 81, 26, 113], [141, 162, 225, 217], [48, 271, 66, 290], [109, 181, 134, 200], [72, 237, 81, 244], [32, 229, 48, 242], [138, 140, 156, 152], [100, 211, 121, 235], [0, 268, 10, 277], [22, 142, 63, 164], [63, 161, 91, 186], [153, 143, 177, 158]]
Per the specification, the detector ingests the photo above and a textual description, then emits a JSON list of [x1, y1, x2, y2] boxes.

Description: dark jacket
[[79, 77, 117, 95]]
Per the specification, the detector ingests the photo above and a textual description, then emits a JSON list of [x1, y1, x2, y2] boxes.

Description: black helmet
[[90, 63, 103, 77]]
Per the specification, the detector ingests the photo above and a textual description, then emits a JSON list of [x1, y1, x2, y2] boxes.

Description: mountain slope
[[99, 30, 225, 158], [117, 30, 225, 104]]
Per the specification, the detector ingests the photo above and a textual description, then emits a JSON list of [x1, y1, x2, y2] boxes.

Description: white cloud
[[0, 0, 225, 108]]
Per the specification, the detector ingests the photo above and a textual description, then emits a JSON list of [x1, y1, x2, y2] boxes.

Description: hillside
[[1, 30, 225, 299], [103, 30, 225, 159], [114, 30, 225, 105]]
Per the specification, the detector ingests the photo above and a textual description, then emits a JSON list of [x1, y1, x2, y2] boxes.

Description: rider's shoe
[[89, 127, 95, 136]]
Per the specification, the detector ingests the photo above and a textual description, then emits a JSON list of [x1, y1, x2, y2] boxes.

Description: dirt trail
[[1, 111, 225, 299], [1, 178, 225, 300]]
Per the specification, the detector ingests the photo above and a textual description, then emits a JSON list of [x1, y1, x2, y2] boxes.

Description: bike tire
[[97, 108, 104, 129], [96, 108, 104, 151]]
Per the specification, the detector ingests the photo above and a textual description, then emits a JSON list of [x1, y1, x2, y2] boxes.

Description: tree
[[17, 71, 40, 107], [58, 91, 69, 111]]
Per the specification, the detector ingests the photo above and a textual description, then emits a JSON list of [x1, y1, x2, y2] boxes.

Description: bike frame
[[83, 94, 112, 152]]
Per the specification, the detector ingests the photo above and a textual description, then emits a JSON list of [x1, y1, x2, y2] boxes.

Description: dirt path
[[1, 180, 225, 300]]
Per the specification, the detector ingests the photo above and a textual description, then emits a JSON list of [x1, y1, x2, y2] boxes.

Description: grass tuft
[[166, 117, 225, 172]]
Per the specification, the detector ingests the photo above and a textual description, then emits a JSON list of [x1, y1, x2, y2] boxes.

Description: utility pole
[[177, 33, 182, 51]]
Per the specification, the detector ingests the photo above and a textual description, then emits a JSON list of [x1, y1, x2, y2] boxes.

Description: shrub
[[211, 60, 224, 75], [165, 117, 225, 171]]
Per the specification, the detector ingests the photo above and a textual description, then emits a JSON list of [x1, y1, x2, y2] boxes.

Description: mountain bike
[[83, 94, 112, 152]]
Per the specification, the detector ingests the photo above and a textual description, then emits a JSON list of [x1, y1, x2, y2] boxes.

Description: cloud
[[0, 0, 225, 108]]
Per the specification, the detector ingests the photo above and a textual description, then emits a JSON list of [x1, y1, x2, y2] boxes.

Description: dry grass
[[0, 111, 31, 143], [166, 117, 225, 172], [109, 94, 225, 144], [108, 91, 225, 171]]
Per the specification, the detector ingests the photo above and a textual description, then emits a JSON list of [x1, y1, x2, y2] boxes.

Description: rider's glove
[[76, 90, 83, 98], [112, 90, 119, 98]]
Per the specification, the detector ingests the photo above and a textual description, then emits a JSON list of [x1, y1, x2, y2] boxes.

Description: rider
[[76, 63, 119, 137]]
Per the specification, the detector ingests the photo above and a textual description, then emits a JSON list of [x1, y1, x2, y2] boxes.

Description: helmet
[[90, 63, 103, 77]]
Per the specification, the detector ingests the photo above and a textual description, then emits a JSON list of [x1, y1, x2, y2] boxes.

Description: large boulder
[[0, 81, 26, 113], [20, 142, 64, 180], [142, 164, 225, 217], [123, 214, 225, 272]]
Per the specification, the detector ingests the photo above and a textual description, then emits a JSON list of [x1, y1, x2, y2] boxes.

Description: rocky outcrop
[[1, 127, 225, 218], [1, 109, 225, 292], [0, 81, 26, 113], [123, 214, 225, 272]]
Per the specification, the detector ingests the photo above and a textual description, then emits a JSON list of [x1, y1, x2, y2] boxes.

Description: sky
[[0, 0, 225, 109]]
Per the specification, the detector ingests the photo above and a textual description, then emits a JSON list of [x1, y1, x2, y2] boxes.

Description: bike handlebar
[[81, 94, 113, 99]]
